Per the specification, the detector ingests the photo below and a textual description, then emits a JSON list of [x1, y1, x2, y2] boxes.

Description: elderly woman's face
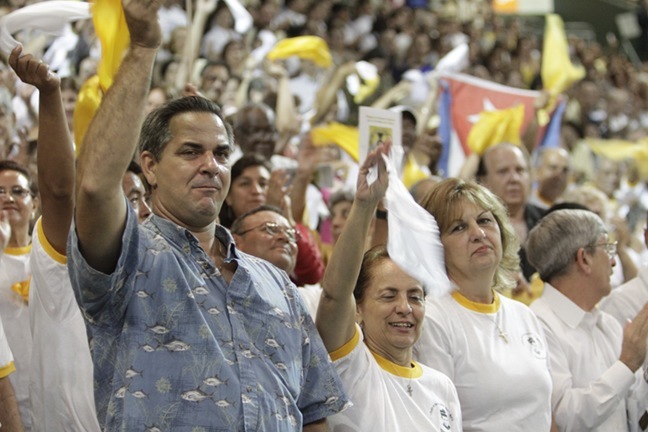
[[357, 259, 425, 358], [440, 201, 502, 281]]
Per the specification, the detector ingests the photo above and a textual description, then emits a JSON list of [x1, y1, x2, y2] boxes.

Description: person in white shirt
[[0, 213, 24, 431], [316, 142, 462, 432], [414, 178, 553, 431], [600, 213, 648, 326], [527, 209, 648, 432], [0, 162, 36, 432], [8, 46, 101, 431]]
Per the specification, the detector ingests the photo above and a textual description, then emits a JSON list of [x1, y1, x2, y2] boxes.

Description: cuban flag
[[437, 73, 564, 178]]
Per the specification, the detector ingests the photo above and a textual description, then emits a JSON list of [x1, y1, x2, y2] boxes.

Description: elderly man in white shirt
[[527, 209, 648, 432]]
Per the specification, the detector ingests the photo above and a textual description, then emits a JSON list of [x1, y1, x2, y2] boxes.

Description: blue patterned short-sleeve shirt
[[68, 209, 348, 431]]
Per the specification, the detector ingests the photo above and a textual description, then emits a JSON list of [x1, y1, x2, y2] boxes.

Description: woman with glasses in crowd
[[0, 160, 38, 429], [316, 144, 462, 431]]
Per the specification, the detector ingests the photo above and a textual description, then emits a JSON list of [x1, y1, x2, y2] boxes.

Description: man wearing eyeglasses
[[527, 209, 648, 432], [232, 205, 299, 276], [231, 205, 321, 319], [67, 1, 348, 430]]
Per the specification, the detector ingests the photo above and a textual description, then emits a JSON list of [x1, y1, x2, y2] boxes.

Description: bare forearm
[[0, 377, 24, 432], [275, 75, 298, 134], [290, 172, 311, 224], [77, 45, 156, 193], [317, 200, 374, 350], [75, 44, 157, 272], [38, 87, 75, 253], [303, 418, 329, 432]]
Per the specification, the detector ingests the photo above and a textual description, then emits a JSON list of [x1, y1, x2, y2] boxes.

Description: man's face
[[234, 210, 297, 273], [588, 234, 616, 300], [200, 65, 230, 103], [480, 145, 530, 210], [594, 158, 621, 199], [122, 171, 151, 224], [237, 108, 277, 160], [141, 111, 232, 229], [536, 149, 570, 198]]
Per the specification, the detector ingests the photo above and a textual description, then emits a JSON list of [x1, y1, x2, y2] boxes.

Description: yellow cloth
[[586, 138, 648, 178], [266, 36, 332, 68], [73, 0, 129, 152], [402, 154, 429, 189], [539, 14, 585, 126], [493, 0, 518, 13], [11, 280, 30, 304], [467, 104, 524, 155], [310, 122, 359, 162], [506, 273, 545, 306]]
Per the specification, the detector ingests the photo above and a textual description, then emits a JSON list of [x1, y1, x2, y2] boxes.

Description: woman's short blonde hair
[[420, 178, 520, 291]]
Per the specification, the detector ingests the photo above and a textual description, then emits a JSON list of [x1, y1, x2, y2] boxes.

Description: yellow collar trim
[[452, 289, 501, 313], [4, 244, 31, 256], [370, 351, 423, 379], [36, 219, 66, 264], [329, 325, 361, 362]]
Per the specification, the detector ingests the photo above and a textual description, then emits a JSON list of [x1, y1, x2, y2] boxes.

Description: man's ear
[[140, 151, 158, 188], [232, 233, 243, 247], [575, 247, 593, 275]]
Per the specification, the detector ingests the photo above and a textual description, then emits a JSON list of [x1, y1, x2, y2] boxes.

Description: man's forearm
[[76, 45, 157, 193]]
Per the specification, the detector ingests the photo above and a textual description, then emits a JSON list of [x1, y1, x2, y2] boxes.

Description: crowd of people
[[1, 0, 648, 431]]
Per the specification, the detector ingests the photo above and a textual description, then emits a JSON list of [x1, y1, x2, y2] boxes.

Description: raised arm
[[8, 46, 74, 254], [316, 143, 389, 352], [311, 61, 356, 126], [75, 0, 161, 273]]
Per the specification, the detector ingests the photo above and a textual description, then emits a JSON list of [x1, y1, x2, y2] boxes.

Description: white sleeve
[[545, 323, 635, 431], [0, 314, 14, 378]]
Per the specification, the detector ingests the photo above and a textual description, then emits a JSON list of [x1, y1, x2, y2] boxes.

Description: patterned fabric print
[[68, 209, 348, 431]]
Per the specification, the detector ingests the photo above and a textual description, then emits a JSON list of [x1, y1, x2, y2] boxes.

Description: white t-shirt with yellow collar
[[28, 217, 100, 431], [414, 291, 552, 432], [0, 238, 32, 430], [0, 314, 15, 378], [328, 324, 462, 432]]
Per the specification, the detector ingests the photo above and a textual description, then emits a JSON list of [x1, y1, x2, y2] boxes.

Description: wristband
[[376, 209, 388, 220]]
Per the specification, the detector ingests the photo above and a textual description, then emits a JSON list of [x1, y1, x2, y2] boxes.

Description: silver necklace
[[484, 311, 509, 343]]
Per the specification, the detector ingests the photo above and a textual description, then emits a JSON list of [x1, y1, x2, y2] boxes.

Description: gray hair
[[526, 209, 607, 282]]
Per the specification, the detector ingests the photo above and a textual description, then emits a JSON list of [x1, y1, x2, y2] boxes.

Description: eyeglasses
[[235, 221, 300, 243], [593, 241, 617, 258], [0, 186, 31, 199]]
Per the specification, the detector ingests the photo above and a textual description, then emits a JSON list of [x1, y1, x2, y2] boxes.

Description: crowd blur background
[[1, 0, 648, 284]]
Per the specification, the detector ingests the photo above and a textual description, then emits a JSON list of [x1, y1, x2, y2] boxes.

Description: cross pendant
[[406, 384, 413, 397], [498, 329, 509, 344]]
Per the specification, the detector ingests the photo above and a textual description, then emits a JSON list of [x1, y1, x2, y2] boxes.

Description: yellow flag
[[493, 0, 518, 14], [402, 154, 429, 189], [73, 0, 130, 152], [267, 36, 332, 68], [467, 104, 525, 155], [586, 138, 648, 178], [310, 122, 359, 161], [539, 14, 585, 125]]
